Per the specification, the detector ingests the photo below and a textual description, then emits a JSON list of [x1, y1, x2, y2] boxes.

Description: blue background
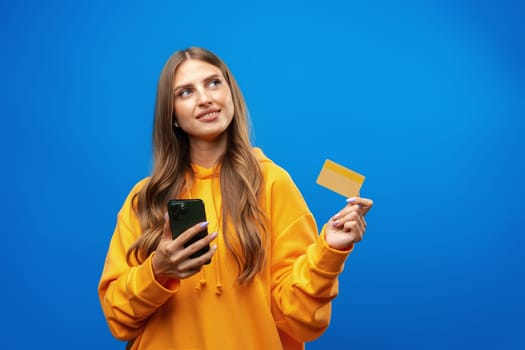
[[2, 0, 524, 348]]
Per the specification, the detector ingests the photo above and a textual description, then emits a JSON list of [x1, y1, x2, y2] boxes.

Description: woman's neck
[[189, 136, 227, 168]]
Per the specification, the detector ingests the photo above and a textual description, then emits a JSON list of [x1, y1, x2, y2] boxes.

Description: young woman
[[98, 47, 373, 350]]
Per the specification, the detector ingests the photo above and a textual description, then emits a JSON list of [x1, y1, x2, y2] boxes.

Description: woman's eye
[[178, 89, 192, 97], [208, 79, 221, 88]]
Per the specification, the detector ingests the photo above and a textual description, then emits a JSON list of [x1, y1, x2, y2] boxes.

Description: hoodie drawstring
[[214, 247, 223, 295], [195, 268, 207, 291], [190, 172, 223, 296], [212, 177, 223, 295]]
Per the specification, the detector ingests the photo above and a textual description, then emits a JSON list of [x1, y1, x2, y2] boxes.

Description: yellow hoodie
[[98, 148, 352, 349]]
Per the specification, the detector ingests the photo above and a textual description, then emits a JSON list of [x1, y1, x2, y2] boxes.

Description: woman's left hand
[[325, 197, 374, 250]]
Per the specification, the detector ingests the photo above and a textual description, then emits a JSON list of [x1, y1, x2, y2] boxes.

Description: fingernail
[[164, 212, 169, 221], [200, 221, 209, 228], [332, 220, 339, 227], [212, 244, 218, 252], [346, 197, 356, 203], [211, 232, 218, 239]]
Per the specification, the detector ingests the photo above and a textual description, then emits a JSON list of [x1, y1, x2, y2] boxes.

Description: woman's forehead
[[173, 59, 224, 86]]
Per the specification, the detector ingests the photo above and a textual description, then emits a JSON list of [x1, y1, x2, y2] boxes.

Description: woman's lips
[[196, 109, 220, 121]]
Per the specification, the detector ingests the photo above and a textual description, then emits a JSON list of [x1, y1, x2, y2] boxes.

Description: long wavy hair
[[127, 47, 268, 283]]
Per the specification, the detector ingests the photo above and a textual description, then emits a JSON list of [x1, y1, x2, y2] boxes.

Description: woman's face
[[172, 59, 234, 143]]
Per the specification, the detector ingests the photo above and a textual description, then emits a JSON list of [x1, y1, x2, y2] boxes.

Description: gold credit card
[[316, 159, 365, 198]]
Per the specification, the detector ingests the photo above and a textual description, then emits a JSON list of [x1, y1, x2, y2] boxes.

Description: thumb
[[162, 212, 173, 241]]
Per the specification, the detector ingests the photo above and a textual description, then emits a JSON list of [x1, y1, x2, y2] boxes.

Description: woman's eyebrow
[[174, 74, 221, 92], [204, 74, 220, 80], [173, 82, 192, 92]]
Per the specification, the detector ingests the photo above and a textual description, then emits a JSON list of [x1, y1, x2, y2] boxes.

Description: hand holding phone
[[167, 199, 211, 264]]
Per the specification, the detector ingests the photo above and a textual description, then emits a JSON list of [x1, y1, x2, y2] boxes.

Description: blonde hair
[[127, 47, 268, 283]]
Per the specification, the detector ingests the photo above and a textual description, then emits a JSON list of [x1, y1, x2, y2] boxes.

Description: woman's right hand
[[152, 213, 217, 285]]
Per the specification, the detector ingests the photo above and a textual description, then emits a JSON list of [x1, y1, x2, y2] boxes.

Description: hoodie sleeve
[[97, 179, 180, 340], [266, 165, 352, 342]]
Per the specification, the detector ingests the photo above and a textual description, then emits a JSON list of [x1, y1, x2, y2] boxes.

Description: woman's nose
[[197, 90, 212, 106]]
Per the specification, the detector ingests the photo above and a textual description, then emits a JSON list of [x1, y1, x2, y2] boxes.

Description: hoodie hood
[[190, 147, 270, 180]]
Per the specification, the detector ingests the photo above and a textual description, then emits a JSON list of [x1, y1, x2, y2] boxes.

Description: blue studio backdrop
[[2, 0, 524, 349]]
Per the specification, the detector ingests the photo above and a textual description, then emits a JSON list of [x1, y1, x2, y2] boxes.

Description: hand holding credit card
[[316, 159, 365, 198]]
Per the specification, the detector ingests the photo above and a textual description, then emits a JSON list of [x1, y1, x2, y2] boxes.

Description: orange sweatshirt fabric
[[98, 148, 352, 349]]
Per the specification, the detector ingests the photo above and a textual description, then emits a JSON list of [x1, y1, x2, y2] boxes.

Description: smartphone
[[167, 199, 211, 264]]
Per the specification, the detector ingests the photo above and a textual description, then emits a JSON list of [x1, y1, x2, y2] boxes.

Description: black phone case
[[167, 199, 211, 263]]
